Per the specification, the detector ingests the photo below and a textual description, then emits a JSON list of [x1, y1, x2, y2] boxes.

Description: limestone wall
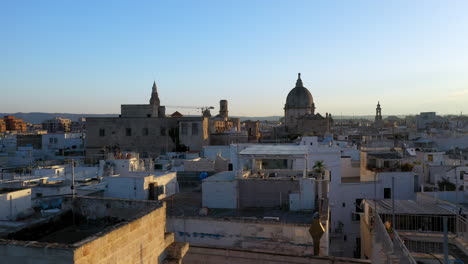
[[73, 203, 168, 264]]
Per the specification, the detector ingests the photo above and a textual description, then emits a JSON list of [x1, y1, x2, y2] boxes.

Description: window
[[384, 188, 391, 199], [99, 128, 105, 137], [126, 128, 132, 136], [160, 127, 166, 136], [353, 199, 363, 221], [192, 123, 198, 135], [49, 138, 54, 144], [428, 154, 433, 162], [181, 123, 188, 135], [142, 128, 149, 136], [54, 138, 58, 143], [461, 171, 465, 180]]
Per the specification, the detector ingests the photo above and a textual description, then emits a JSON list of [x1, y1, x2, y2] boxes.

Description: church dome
[[285, 73, 313, 109]]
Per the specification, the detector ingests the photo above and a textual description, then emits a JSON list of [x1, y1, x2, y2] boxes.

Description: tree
[[313, 160, 325, 179], [401, 163, 414, 172], [437, 177, 456, 191]]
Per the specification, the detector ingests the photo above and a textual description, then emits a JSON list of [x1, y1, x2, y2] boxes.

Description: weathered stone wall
[[86, 117, 177, 160], [0, 198, 170, 264], [73, 202, 168, 264], [167, 217, 315, 256]]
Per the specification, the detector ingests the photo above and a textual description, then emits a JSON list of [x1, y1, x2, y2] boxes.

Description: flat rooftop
[[0, 196, 163, 247], [4, 211, 122, 244], [239, 145, 308, 157], [203, 171, 236, 181], [0, 188, 28, 195], [164, 190, 314, 225]]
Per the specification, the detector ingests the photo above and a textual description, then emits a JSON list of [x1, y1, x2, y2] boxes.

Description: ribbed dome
[[285, 73, 313, 109]]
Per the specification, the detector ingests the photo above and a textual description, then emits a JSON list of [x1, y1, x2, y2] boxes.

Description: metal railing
[[456, 214, 468, 242], [373, 213, 417, 264]]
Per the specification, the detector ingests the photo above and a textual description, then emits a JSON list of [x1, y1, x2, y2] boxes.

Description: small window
[[342, 202, 346, 207], [99, 128, 105, 137], [384, 188, 391, 199], [54, 138, 58, 144], [181, 123, 188, 135], [192, 123, 198, 135], [49, 138, 54, 144], [36, 193, 43, 198], [461, 171, 465, 180], [428, 154, 433, 162], [126, 128, 132, 136], [160, 127, 166, 136], [142, 128, 149, 136]]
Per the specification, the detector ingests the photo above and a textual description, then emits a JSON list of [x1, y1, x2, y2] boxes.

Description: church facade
[[283, 73, 333, 136]]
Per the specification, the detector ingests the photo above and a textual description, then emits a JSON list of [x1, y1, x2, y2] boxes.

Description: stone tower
[[375, 101, 383, 128], [219, 100, 228, 120], [149, 81, 165, 118], [150, 81, 160, 106]]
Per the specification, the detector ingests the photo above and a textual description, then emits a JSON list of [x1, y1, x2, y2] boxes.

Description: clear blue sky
[[2, 0, 468, 116]]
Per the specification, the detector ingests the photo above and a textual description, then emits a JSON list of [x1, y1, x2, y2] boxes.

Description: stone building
[[42, 117, 72, 133], [208, 100, 247, 145], [210, 100, 240, 134], [86, 82, 209, 161], [244, 120, 261, 142], [284, 74, 333, 136], [0, 196, 188, 263]]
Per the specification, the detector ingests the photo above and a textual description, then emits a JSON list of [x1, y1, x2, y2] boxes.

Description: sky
[[1, 0, 468, 117]]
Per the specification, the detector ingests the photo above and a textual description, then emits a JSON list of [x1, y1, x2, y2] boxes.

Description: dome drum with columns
[[283, 73, 332, 136]]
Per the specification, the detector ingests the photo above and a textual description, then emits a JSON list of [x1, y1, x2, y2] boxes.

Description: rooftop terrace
[[164, 190, 315, 224]]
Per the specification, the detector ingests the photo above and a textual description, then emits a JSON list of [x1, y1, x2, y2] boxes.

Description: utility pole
[[392, 176, 395, 231], [71, 159, 75, 199]]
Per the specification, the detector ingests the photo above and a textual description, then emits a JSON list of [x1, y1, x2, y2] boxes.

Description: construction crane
[[165, 105, 214, 116]]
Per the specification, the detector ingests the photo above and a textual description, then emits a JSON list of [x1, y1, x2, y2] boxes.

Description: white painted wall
[[202, 146, 231, 160], [202, 176, 238, 209], [104, 172, 178, 200], [0, 188, 32, 220], [329, 171, 417, 257]]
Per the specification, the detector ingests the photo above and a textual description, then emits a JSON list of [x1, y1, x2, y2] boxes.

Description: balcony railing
[[373, 213, 417, 264]]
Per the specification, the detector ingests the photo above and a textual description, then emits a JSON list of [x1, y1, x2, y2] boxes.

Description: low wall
[[183, 246, 371, 264], [167, 217, 317, 256]]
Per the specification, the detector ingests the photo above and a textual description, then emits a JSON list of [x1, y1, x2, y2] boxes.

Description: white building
[[104, 172, 178, 200], [41, 133, 85, 158], [101, 153, 178, 200], [0, 188, 32, 220]]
